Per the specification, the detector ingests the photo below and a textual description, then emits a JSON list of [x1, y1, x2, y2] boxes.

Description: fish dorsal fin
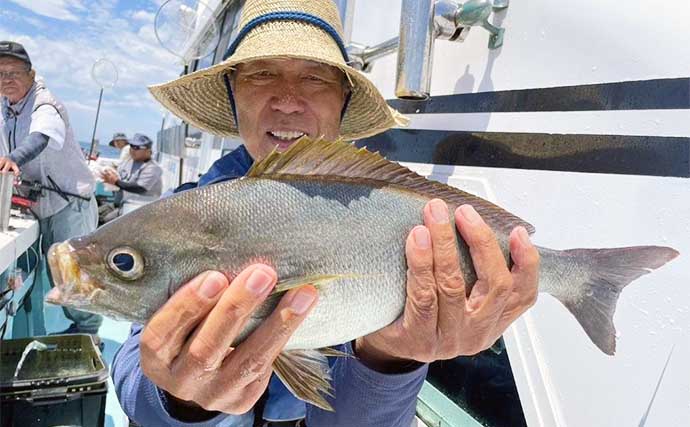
[[247, 137, 535, 235]]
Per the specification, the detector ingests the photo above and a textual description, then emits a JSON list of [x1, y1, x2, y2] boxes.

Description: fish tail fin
[[541, 246, 678, 355]]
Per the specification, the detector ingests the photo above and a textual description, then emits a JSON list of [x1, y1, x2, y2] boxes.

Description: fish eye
[[107, 246, 144, 281], [113, 253, 134, 271]]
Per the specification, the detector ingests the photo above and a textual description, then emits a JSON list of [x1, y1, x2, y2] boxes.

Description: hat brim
[[109, 139, 127, 147], [149, 22, 407, 141], [0, 53, 31, 67]]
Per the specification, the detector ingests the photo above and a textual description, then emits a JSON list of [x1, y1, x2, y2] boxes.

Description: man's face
[[113, 139, 128, 150], [129, 145, 151, 162], [232, 58, 349, 161], [0, 57, 34, 104]]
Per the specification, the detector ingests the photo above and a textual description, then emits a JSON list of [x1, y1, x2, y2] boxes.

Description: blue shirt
[[111, 145, 428, 426]]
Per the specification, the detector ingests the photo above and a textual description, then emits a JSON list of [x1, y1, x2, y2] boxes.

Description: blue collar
[[198, 144, 254, 187]]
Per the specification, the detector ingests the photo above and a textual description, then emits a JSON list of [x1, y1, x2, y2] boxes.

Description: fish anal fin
[[273, 350, 334, 411], [247, 137, 534, 235]]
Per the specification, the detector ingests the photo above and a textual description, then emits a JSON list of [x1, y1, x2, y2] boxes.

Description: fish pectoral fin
[[272, 274, 358, 295], [273, 349, 334, 411]]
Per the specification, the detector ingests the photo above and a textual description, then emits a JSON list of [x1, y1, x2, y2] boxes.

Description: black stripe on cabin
[[356, 129, 690, 178], [387, 78, 689, 114]]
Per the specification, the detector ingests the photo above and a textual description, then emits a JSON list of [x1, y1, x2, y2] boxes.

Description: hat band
[[222, 72, 238, 126], [223, 11, 350, 62]]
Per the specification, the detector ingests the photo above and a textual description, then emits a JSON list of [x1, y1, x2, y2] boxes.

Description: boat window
[[189, 59, 199, 73], [422, 339, 527, 427], [196, 48, 215, 70], [214, 1, 245, 64], [229, 4, 244, 42], [158, 124, 185, 157], [186, 123, 203, 141], [215, 1, 244, 63], [196, 4, 236, 70]]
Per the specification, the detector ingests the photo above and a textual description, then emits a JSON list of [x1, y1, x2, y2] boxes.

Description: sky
[[0, 0, 182, 145]]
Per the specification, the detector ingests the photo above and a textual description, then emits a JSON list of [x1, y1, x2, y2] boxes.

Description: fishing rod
[[16, 179, 91, 202]]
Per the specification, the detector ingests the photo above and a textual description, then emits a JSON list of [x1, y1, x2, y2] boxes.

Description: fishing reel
[[12, 179, 41, 213], [14, 179, 42, 199], [13, 179, 42, 200]]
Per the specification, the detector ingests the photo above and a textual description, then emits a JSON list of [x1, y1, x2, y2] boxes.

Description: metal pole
[[396, 0, 435, 99], [362, 37, 400, 65], [87, 87, 104, 161]]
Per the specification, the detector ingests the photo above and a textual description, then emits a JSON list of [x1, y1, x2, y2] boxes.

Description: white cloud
[[64, 100, 97, 112], [0, 1, 182, 143], [0, 9, 49, 31], [7, 0, 85, 22], [131, 10, 156, 23]]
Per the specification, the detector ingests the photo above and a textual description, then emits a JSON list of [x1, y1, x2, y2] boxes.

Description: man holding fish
[[102, 1, 540, 425]]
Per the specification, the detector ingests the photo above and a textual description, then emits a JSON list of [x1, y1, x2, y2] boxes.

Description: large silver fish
[[45, 137, 678, 410]]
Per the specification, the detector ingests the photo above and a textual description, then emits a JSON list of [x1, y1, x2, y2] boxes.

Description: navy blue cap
[[129, 133, 153, 148], [0, 41, 31, 67]]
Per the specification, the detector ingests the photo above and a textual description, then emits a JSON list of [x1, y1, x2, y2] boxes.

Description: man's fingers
[[455, 205, 513, 313], [0, 159, 18, 174], [172, 264, 277, 377], [508, 226, 539, 312], [424, 200, 466, 342], [401, 225, 438, 339], [225, 285, 318, 385], [492, 228, 540, 342], [141, 271, 228, 369]]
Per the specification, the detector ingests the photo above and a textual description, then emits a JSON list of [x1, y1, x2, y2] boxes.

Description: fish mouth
[[46, 241, 103, 307]]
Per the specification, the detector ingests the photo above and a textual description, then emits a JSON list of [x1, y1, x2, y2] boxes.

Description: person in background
[[99, 133, 162, 223], [111, 1, 540, 426], [96, 132, 130, 202], [0, 41, 102, 336], [108, 132, 131, 165]]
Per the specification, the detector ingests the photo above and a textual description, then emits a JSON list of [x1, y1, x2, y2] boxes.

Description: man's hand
[[356, 199, 539, 370], [0, 157, 20, 175], [140, 265, 318, 414], [100, 168, 119, 185]]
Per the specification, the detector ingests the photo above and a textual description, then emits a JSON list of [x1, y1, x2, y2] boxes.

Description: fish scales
[[193, 177, 428, 350]]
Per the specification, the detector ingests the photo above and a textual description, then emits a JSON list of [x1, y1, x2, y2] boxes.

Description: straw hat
[[148, 0, 408, 141]]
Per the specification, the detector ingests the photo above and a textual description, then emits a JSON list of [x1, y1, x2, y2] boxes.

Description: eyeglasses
[[0, 70, 28, 80], [129, 145, 151, 151]]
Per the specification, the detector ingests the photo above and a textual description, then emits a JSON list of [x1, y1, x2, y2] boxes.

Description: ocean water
[[79, 141, 120, 159]]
